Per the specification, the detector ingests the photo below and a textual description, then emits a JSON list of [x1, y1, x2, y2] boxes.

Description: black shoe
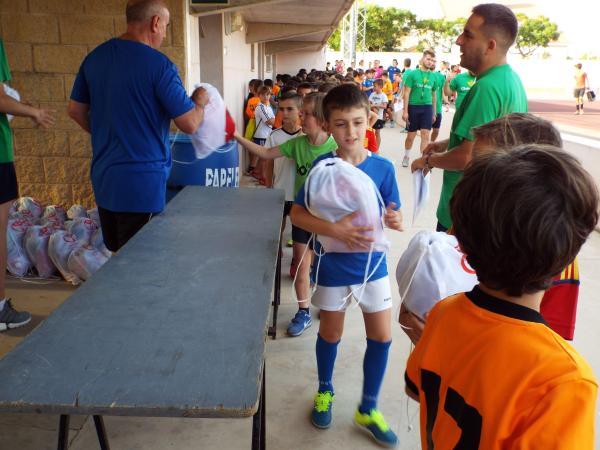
[[0, 299, 32, 331]]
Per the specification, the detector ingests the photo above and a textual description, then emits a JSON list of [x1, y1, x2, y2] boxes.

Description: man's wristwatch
[[424, 154, 432, 170]]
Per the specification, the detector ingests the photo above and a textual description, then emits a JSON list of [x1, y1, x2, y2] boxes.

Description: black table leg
[[57, 415, 70, 450], [93, 415, 111, 450], [268, 242, 282, 339], [251, 363, 266, 450]]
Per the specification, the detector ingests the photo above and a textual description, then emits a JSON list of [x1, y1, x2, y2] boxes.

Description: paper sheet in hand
[[412, 170, 430, 225]]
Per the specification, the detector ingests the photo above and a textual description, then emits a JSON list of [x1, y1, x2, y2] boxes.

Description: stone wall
[[0, 0, 187, 208]]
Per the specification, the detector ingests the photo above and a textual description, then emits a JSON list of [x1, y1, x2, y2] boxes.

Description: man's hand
[[402, 110, 408, 123], [411, 156, 427, 173], [332, 211, 374, 250], [191, 86, 209, 107], [422, 140, 446, 156], [399, 303, 426, 345], [384, 202, 403, 231], [32, 107, 55, 128]]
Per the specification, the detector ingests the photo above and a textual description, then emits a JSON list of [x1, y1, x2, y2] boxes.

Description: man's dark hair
[[451, 145, 599, 296], [285, 79, 300, 90], [472, 3, 519, 49], [297, 82, 313, 92], [323, 84, 370, 121], [263, 79, 273, 87], [403, 58, 411, 68], [126, 0, 166, 23], [472, 113, 562, 149], [278, 91, 302, 106], [423, 49, 436, 58], [249, 79, 263, 93]]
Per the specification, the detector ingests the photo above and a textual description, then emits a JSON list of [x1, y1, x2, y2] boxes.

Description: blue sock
[[359, 338, 391, 414], [316, 333, 339, 394]]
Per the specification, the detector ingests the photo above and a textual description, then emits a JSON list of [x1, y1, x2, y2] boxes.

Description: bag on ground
[[396, 231, 478, 320], [6, 218, 33, 277], [87, 208, 101, 228], [24, 225, 56, 278], [67, 204, 88, 220], [43, 205, 67, 222], [65, 217, 97, 244], [48, 231, 82, 285], [305, 157, 389, 253], [13, 197, 43, 220], [68, 245, 109, 281], [91, 229, 111, 258]]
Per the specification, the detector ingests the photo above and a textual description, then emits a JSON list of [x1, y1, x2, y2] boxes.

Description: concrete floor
[[1, 115, 600, 449]]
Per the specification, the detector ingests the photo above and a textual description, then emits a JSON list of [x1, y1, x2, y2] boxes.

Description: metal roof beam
[[246, 22, 331, 44]]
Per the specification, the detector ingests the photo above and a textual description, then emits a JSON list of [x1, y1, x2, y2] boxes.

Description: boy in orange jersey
[[405, 145, 598, 449]]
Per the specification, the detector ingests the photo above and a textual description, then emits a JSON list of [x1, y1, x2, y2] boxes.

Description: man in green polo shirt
[[445, 69, 476, 111], [401, 49, 438, 168], [411, 3, 527, 231], [430, 57, 446, 143], [0, 38, 54, 331]]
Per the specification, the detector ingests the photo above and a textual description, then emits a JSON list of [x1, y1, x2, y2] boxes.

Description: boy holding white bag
[[290, 84, 403, 447]]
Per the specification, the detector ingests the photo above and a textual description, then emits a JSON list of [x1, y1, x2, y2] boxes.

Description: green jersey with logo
[[437, 64, 528, 229], [433, 71, 446, 114], [449, 72, 477, 111], [0, 39, 13, 163], [404, 68, 436, 106], [278, 134, 338, 195]]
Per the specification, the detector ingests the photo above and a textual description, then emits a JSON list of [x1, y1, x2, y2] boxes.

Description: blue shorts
[[432, 111, 442, 129], [407, 104, 433, 132]]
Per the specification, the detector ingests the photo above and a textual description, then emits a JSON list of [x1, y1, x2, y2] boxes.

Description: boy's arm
[[234, 132, 283, 159], [290, 204, 375, 250], [444, 75, 456, 98], [431, 91, 437, 119], [0, 90, 55, 128]]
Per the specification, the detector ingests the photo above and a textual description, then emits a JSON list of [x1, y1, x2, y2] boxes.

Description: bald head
[[126, 0, 168, 24]]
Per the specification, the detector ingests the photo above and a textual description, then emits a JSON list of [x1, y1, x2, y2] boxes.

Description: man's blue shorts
[[407, 104, 433, 132]]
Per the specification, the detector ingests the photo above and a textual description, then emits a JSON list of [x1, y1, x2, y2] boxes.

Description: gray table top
[[0, 187, 284, 418]]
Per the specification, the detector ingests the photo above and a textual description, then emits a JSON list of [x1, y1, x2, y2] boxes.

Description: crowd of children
[[234, 39, 597, 448]]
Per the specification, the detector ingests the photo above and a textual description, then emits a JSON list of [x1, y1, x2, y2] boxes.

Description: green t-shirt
[[433, 71, 446, 114], [449, 72, 476, 111], [404, 68, 436, 106], [279, 134, 338, 195], [437, 64, 528, 229], [0, 39, 13, 164]]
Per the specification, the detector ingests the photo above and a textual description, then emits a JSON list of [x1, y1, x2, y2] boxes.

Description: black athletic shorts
[[98, 207, 154, 252], [407, 104, 433, 132], [292, 224, 313, 248], [432, 112, 442, 129], [574, 88, 586, 98], [373, 119, 386, 130], [0, 162, 19, 205], [283, 200, 293, 217]]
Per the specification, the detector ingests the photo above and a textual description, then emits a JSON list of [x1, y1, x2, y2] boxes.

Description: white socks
[[404, 150, 411, 158]]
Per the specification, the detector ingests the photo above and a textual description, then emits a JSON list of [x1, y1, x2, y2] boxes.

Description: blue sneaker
[[311, 391, 334, 429], [354, 408, 398, 448], [287, 309, 312, 337]]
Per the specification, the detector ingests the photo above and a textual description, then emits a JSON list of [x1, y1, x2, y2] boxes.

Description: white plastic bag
[[48, 231, 82, 285], [189, 83, 226, 159], [24, 225, 56, 278], [67, 204, 88, 220], [396, 231, 478, 320], [6, 218, 33, 277], [3, 83, 20, 122], [13, 197, 43, 220], [65, 217, 97, 244], [412, 170, 430, 225], [305, 157, 389, 253], [68, 245, 109, 281], [90, 229, 111, 258], [43, 205, 67, 223], [87, 208, 101, 228]]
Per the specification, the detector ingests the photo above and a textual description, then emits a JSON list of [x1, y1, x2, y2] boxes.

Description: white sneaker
[[402, 156, 410, 167]]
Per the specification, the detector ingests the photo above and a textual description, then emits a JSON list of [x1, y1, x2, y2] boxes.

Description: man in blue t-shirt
[[68, 0, 207, 252], [387, 59, 401, 83]]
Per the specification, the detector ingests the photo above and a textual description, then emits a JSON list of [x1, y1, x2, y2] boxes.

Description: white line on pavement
[[560, 133, 600, 149]]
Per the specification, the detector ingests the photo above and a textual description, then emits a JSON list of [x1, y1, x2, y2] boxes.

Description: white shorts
[[311, 276, 393, 313]]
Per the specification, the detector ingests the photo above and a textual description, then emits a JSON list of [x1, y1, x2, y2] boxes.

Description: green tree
[[415, 18, 465, 53], [515, 14, 560, 58], [327, 5, 416, 52]]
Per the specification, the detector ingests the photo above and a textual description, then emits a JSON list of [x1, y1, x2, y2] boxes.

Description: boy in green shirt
[[0, 38, 54, 331], [410, 4, 527, 232], [235, 92, 337, 337], [401, 50, 438, 168]]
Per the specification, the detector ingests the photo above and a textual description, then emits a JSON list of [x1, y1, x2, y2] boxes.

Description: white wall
[[276, 48, 328, 75], [185, 14, 201, 92]]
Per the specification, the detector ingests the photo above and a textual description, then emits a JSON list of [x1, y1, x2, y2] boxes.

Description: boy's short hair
[[319, 82, 338, 93], [263, 79, 273, 87], [381, 72, 389, 78], [278, 91, 302, 107], [257, 85, 271, 96], [423, 49, 436, 58], [373, 79, 384, 87], [297, 82, 313, 92], [322, 84, 370, 121], [451, 145, 599, 296], [302, 92, 326, 123], [472, 113, 562, 149]]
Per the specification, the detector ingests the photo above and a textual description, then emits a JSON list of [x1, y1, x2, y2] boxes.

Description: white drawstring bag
[[190, 83, 226, 159], [68, 245, 109, 281], [67, 204, 87, 220], [304, 157, 389, 253], [24, 225, 56, 278], [48, 231, 82, 285], [87, 208, 101, 228], [43, 205, 67, 223], [65, 217, 97, 244], [6, 218, 33, 277], [3, 83, 20, 122], [13, 197, 43, 220], [396, 231, 478, 320], [90, 229, 112, 258]]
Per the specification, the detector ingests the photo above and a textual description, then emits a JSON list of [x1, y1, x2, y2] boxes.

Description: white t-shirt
[[268, 128, 303, 201], [253, 103, 275, 139], [369, 92, 388, 120]]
